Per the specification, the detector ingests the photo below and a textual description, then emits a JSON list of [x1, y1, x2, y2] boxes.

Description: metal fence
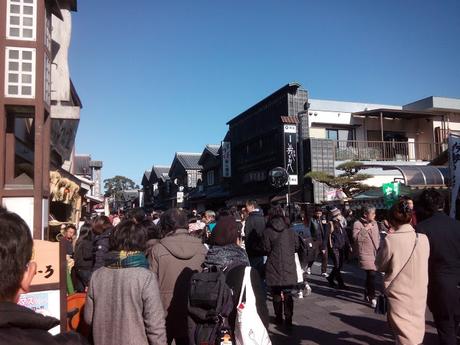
[[333, 140, 442, 162]]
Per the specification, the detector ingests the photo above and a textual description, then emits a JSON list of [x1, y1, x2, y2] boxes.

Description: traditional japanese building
[[189, 144, 230, 211], [168, 152, 202, 208], [226, 83, 308, 206], [0, 0, 81, 239]]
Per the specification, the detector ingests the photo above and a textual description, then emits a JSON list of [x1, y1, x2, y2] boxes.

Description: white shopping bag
[[294, 253, 304, 283], [234, 267, 272, 345]]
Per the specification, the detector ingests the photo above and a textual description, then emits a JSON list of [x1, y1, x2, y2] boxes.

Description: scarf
[[105, 250, 149, 269], [204, 244, 249, 271]]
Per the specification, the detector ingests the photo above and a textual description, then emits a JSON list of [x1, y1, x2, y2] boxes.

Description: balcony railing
[[334, 140, 443, 162]]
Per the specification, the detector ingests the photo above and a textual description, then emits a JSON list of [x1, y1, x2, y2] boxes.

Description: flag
[[382, 182, 400, 207]]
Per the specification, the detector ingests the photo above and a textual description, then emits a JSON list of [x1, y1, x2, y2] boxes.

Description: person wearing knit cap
[[201, 216, 269, 333], [326, 207, 352, 290]]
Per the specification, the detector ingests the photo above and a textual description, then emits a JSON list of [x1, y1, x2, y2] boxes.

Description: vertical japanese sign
[[283, 125, 298, 185], [222, 141, 231, 178], [448, 134, 460, 218]]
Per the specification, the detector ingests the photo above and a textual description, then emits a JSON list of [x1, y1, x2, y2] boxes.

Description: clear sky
[[70, 0, 460, 184]]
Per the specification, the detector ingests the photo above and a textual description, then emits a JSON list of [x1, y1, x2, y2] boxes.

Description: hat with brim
[[330, 207, 341, 218]]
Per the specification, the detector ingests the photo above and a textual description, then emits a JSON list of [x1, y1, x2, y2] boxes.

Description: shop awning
[[363, 164, 448, 188]]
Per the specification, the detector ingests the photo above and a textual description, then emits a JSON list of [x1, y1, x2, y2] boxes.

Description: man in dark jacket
[[244, 200, 266, 279], [0, 207, 87, 345], [416, 190, 460, 345], [307, 207, 328, 277], [263, 205, 299, 326], [326, 207, 351, 290]]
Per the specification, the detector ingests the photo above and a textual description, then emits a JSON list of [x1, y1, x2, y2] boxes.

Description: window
[[44, 54, 51, 104], [44, 9, 52, 50], [207, 170, 215, 186], [5, 47, 35, 98], [6, 0, 37, 40], [326, 129, 338, 141]]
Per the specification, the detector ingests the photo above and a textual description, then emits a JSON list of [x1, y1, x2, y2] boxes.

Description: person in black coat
[[73, 222, 94, 292], [416, 189, 460, 345], [91, 215, 113, 272], [263, 205, 299, 326], [326, 207, 352, 290], [201, 216, 269, 332], [307, 207, 328, 276], [0, 207, 87, 345], [244, 200, 267, 279]]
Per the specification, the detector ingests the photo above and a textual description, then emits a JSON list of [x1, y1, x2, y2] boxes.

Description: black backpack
[[188, 265, 236, 345]]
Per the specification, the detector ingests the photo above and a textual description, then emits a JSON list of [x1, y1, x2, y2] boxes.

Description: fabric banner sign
[[283, 125, 298, 185], [221, 141, 231, 178], [382, 182, 400, 207], [448, 134, 460, 218]]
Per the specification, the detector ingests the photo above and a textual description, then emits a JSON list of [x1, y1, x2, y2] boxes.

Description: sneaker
[[304, 284, 312, 296], [297, 291, 304, 299], [321, 272, 329, 278], [371, 298, 377, 308], [306, 267, 311, 275]]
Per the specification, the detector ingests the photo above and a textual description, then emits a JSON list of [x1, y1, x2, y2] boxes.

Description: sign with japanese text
[[448, 134, 460, 218], [283, 125, 298, 185], [222, 141, 231, 178], [18, 290, 61, 335], [31, 240, 60, 286]]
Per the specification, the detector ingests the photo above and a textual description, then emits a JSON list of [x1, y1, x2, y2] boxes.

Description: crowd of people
[[0, 188, 458, 345]]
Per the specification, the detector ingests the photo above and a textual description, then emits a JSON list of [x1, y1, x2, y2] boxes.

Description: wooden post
[[380, 112, 384, 141]]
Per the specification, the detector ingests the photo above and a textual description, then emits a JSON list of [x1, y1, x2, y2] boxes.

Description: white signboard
[[448, 134, 460, 218], [222, 141, 231, 178], [18, 290, 61, 335], [177, 191, 184, 203], [283, 125, 298, 185]]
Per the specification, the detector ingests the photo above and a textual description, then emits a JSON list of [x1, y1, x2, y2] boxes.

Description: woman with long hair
[[376, 200, 430, 345]]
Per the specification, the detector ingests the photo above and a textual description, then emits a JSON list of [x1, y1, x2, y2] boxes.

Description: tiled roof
[[205, 144, 220, 156], [74, 155, 91, 176], [176, 152, 202, 170], [152, 166, 170, 180], [144, 170, 151, 180]]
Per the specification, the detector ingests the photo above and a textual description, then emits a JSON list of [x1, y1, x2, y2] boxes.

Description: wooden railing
[[333, 140, 443, 162]]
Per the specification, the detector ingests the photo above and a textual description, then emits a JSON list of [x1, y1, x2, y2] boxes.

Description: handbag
[[234, 267, 272, 345], [375, 233, 418, 315]]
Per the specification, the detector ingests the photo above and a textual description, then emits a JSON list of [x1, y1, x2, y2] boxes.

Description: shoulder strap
[[385, 233, 418, 294]]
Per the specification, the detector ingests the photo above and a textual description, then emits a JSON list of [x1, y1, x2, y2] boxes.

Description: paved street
[[267, 261, 441, 345]]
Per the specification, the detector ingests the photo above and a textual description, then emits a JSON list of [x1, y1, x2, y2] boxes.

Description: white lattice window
[[6, 0, 36, 41], [45, 9, 52, 50], [5, 47, 36, 98], [44, 54, 51, 104], [207, 170, 215, 186]]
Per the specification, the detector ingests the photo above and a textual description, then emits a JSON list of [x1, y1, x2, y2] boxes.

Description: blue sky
[[70, 1, 460, 184]]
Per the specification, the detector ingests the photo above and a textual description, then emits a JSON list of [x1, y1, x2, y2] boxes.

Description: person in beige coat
[[376, 200, 430, 345], [148, 208, 207, 345], [353, 205, 380, 307]]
